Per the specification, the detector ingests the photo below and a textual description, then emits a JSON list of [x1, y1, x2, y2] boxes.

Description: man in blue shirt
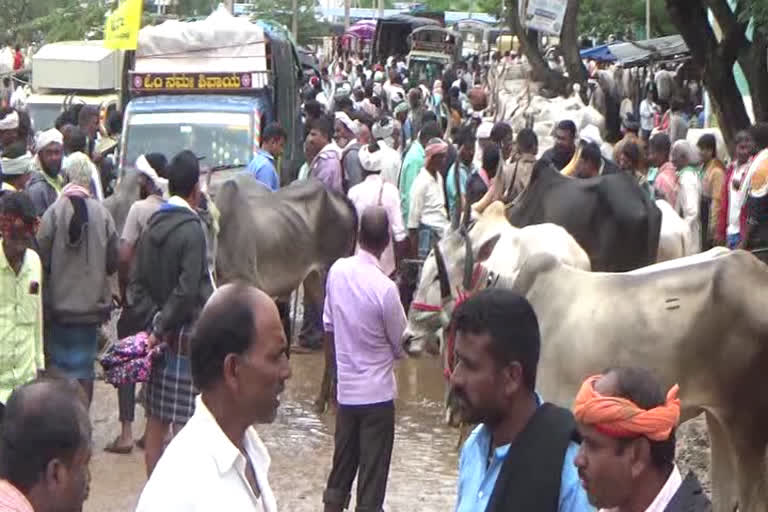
[[450, 288, 593, 512], [245, 123, 286, 191]]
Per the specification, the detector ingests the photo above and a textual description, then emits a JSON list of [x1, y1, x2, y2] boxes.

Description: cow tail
[[340, 193, 358, 256]]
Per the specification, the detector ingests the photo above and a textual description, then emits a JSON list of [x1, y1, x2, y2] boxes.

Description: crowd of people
[[0, 50, 765, 512]]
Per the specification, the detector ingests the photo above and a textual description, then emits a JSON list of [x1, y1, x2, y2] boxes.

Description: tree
[[578, 0, 676, 41], [499, 0, 586, 96], [249, 0, 327, 46], [666, 0, 767, 148], [0, 0, 108, 43]]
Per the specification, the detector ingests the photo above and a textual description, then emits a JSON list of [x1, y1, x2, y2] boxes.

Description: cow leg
[[305, 270, 336, 415], [705, 410, 739, 512], [729, 417, 768, 512]]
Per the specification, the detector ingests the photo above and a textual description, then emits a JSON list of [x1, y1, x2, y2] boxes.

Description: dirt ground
[[84, 351, 711, 512]]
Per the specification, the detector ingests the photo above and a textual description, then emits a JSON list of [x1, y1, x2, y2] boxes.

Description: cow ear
[[477, 234, 501, 263]]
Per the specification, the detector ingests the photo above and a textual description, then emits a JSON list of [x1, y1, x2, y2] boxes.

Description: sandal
[[105, 437, 133, 455]]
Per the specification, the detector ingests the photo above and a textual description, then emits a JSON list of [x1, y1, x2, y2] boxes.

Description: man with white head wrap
[[348, 138, 407, 277], [26, 128, 64, 216], [0, 142, 33, 194], [408, 138, 450, 258], [370, 117, 402, 186], [334, 111, 364, 190], [104, 152, 168, 455], [0, 109, 20, 150]]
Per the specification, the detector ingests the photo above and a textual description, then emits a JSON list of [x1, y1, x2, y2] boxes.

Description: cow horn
[[433, 242, 452, 302], [462, 231, 474, 291], [461, 194, 472, 231]]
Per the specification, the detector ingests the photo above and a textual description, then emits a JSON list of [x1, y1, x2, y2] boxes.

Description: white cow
[[656, 199, 696, 262], [403, 202, 591, 356], [421, 244, 767, 512]]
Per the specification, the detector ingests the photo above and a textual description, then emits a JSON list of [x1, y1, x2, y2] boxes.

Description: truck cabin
[[120, 8, 303, 183], [27, 41, 122, 133], [407, 27, 462, 88]]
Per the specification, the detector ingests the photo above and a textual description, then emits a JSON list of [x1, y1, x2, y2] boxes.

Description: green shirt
[[399, 141, 425, 225], [0, 245, 44, 403]]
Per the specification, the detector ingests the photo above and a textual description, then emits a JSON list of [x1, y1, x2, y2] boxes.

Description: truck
[[407, 27, 462, 88], [120, 6, 303, 183], [371, 14, 440, 65], [26, 41, 123, 132]]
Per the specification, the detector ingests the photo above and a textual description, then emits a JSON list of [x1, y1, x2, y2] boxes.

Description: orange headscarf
[[572, 374, 681, 442]]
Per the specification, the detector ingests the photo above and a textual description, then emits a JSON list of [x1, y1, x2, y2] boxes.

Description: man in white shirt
[[573, 367, 710, 512], [407, 138, 450, 259], [349, 140, 408, 277], [136, 284, 291, 512], [639, 89, 658, 141], [370, 117, 402, 186]]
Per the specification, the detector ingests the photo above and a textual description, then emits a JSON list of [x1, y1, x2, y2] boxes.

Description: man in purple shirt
[[299, 114, 344, 349], [306, 115, 343, 193], [322, 206, 407, 512]]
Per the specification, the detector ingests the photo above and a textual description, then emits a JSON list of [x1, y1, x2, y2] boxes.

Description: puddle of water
[[260, 352, 459, 511]]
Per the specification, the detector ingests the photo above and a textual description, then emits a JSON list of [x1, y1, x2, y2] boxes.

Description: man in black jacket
[[573, 367, 711, 512], [130, 149, 213, 476], [451, 289, 590, 512]]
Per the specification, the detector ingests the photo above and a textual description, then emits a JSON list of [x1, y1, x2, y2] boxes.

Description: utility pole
[[377, 0, 383, 20], [344, 0, 350, 29], [223, 0, 234, 14], [645, 0, 651, 39], [292, 0, 299, 39]]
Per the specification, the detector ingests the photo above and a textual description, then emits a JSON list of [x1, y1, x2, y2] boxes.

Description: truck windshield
[[408, 60, 445, 87], [27, 103, 62, 132], [124, 111, 252, 167]]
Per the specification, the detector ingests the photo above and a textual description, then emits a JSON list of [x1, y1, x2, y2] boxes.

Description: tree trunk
[[739, 31, 768, 123], [666, 0, 751, 151], [507, 0, 568, 94], [560, 0, 588, 99]]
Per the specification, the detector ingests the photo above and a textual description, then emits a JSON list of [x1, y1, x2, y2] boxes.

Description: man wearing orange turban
[[572, 368, 710, 512]]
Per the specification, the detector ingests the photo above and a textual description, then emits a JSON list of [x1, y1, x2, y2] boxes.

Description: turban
[[334, 111, 358, 136], [0, 152, 32, 176], [35, 128, 63, 151], [374, 71, 384, 82], [573, 374, 681, 442], [136, 155, 168, 190], [580, 124, 603, 146], [372, 118, 394, 141], [358, 144, 384, 172], [425, 138, 449, 167], [0, 110, 19, 131]]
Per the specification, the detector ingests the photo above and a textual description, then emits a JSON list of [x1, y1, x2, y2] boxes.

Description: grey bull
[[212, 175, 358, 413], [107, 171, 358, 413], [430, 243, 768, 512]]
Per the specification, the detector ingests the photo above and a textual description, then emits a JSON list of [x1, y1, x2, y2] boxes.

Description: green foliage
[[578, 0, 676, 41], [739, 0, 768, 36], [174, 0, 217, 18], [0, 0, 109, 43], [249, 0, 327, 46]]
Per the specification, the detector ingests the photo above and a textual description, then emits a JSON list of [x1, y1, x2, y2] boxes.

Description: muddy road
[[85, 352, 459, 512]]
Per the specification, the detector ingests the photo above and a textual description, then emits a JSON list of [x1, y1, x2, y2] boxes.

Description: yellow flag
[[104, 0, 143, 50]]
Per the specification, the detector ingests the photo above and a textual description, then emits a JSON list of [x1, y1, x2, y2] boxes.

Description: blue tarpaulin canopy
[[580, 35, 689, 66], [580, 44, 616, 62]]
